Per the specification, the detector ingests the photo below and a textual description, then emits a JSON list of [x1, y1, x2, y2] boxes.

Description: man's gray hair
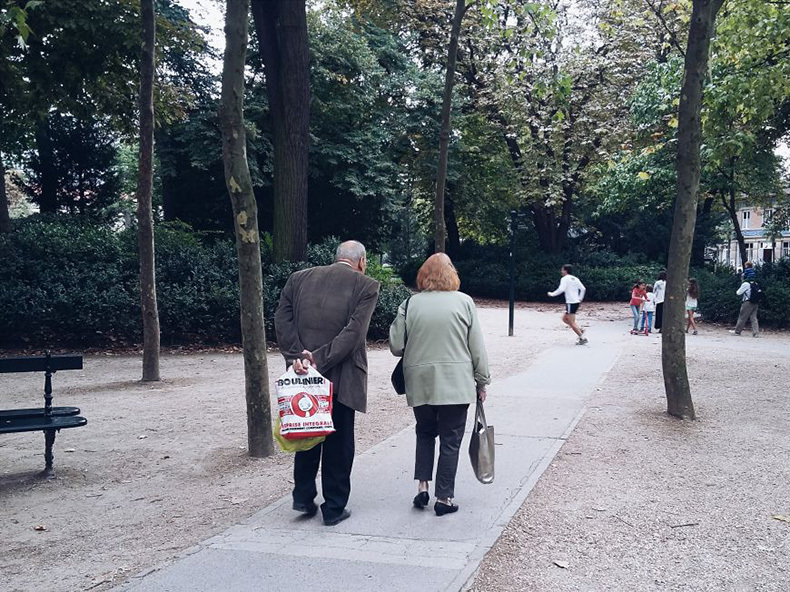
[[335, 240, 366, 263]]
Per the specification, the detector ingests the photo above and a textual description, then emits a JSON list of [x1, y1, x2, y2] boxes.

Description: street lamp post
[[508, 210, 518, 337]]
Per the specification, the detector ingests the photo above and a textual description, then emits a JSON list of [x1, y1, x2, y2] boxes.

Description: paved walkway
[[119, 322, 626, 592]]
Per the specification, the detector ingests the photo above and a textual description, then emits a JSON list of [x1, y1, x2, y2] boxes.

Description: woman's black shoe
[[434, 501, 459, 516], [413, 491, 429, 509]]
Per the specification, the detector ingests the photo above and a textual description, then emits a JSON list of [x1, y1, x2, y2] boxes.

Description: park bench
[[0, 352, 87, 478]]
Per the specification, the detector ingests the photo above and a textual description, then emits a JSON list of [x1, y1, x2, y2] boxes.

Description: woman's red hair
[[416, 253, 461, 292]]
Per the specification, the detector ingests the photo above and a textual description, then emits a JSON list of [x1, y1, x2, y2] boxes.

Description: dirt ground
[[1, 301, 611, 592], [471, 319, 790, 591]]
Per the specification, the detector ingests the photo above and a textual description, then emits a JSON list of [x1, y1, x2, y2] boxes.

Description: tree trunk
[[444, 192, 461, 257], [661, 0, 725, 421], [137, 0, 161, 382], [220, 0, 275, 458], [691, 195, 715, 266], [434, 0, 468, 254], [35, 116, 57, 214], [251, 0, 309, 263], [0, 152, 10, 233], [720, 159, 748, 268]]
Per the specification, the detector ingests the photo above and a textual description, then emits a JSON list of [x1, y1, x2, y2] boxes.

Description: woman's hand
[[477, 387, 487, 403]]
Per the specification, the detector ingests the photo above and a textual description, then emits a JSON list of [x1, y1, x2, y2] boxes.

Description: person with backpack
[[733, 262, 762, 337]]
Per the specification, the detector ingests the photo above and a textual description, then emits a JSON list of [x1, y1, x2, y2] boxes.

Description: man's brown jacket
[[275, 263, 380, 413]]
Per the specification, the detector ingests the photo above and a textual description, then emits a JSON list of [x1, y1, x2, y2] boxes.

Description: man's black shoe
[[323, 509, 351, 526], [293, 501, 318, 517]]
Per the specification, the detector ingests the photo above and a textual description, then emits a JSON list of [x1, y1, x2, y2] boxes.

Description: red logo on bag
[[290, 392, 319, 418]]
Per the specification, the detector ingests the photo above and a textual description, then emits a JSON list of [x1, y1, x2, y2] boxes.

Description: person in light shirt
[[653, 270, 667, 333], [733, 262, 760, 337], [547, 264, 588, 345]]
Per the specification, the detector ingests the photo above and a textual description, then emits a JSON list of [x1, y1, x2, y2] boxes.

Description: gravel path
[[470, 323, 790, 591]]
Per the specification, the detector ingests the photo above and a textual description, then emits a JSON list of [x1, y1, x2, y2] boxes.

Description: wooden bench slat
[[0, 415, 87, 434], [0, 354, 83, 374], [0, 407, 81, 420]]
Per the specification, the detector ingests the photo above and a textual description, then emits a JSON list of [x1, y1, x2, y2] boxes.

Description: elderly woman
[[389, 253, 491, 516]]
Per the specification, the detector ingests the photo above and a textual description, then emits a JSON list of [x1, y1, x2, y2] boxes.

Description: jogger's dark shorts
[[565, 303, 580, 315]]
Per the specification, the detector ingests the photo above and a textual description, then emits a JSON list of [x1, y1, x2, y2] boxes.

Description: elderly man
[[274, 240, 380, 526]]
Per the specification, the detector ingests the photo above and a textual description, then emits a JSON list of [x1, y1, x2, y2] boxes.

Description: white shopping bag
[[275, 365, 335, 440]]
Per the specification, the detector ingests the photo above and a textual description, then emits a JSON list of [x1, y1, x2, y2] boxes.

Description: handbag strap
[[476, 398, 488, 430], [403, 296, 412, 349]]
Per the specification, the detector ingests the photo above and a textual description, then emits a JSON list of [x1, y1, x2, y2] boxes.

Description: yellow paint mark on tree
[[237, 210, 248, 227], [240, 229, 258, 244], [229, 176, 242, 194]]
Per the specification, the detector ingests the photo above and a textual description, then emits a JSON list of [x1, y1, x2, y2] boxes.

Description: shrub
[[370, 283, 412, 342], [0, 219, 406, 347], [696, 263, 790, 329], [400, 242, 662, 303], [395, 242, 790, 329]]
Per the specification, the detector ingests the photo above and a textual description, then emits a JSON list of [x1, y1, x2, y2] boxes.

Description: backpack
[[748, 281, 764, 304]]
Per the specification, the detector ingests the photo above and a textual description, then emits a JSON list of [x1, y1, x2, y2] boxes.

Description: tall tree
[[220, 0, 274, 457], [251, 0, 310, 262], [662, 0, 725, 421], [434, 0, 470, 253], [137, 0, 161, 382]]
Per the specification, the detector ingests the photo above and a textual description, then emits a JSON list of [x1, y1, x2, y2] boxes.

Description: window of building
[[763, 209, 774, 226], [746, 244, 755, 262], [784, 242, 790, 259], [742, 210, 751, 229]]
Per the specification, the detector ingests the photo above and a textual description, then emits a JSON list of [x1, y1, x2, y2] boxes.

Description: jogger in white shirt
[[547, 264, 588, 345]]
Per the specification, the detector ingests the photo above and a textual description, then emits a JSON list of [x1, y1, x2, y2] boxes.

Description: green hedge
[[0, 218, 410, 347], [695, 261, 790, 329], [398, 242, 790, 328], [400, 243, 662, 303]]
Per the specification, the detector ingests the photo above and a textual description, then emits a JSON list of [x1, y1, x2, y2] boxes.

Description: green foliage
[[399, 242, 662, 302], [370, 282, 412, 343], [24, 114, 123, 217], [401, 243, 790, 329], [696, 261, 790, 329], [0, 0, 40, 48], [0, 220, 405, 347]]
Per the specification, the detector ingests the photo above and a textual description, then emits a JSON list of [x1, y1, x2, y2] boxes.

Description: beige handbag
[[469, 399, 495, 484]]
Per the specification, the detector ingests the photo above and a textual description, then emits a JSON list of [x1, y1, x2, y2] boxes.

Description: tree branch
[[643, 0, 686, 58]]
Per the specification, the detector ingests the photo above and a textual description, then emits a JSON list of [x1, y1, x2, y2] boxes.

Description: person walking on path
[[389, 253, 491, 517], [733, 262, 761, 337], [640, 285, 656, 334], [653, 271, 667, 333], [275, 241, 380, 526], [686, 278, 700, 335], [629, 281, 647, 335], [547, 264, 588, 345]]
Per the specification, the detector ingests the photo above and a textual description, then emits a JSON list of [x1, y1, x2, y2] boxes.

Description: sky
[[180, 0, 225, 54]]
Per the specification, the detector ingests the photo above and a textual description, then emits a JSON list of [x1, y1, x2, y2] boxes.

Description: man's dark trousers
[[293, 397, 355, 522]]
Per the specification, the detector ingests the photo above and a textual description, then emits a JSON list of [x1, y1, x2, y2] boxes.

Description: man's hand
[[292, 350, 316, 375], [477, 387, 487, 403], [292, 351, 315, 375], [301, 350, 315, 367], [292, 359, 308, 375]]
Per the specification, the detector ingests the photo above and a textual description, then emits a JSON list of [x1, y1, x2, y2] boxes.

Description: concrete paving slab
[[118, 321, 626, 592], [123, 547, 459, 592]]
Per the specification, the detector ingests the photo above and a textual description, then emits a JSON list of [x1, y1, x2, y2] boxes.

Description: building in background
[[716, 204, 790, 267]]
